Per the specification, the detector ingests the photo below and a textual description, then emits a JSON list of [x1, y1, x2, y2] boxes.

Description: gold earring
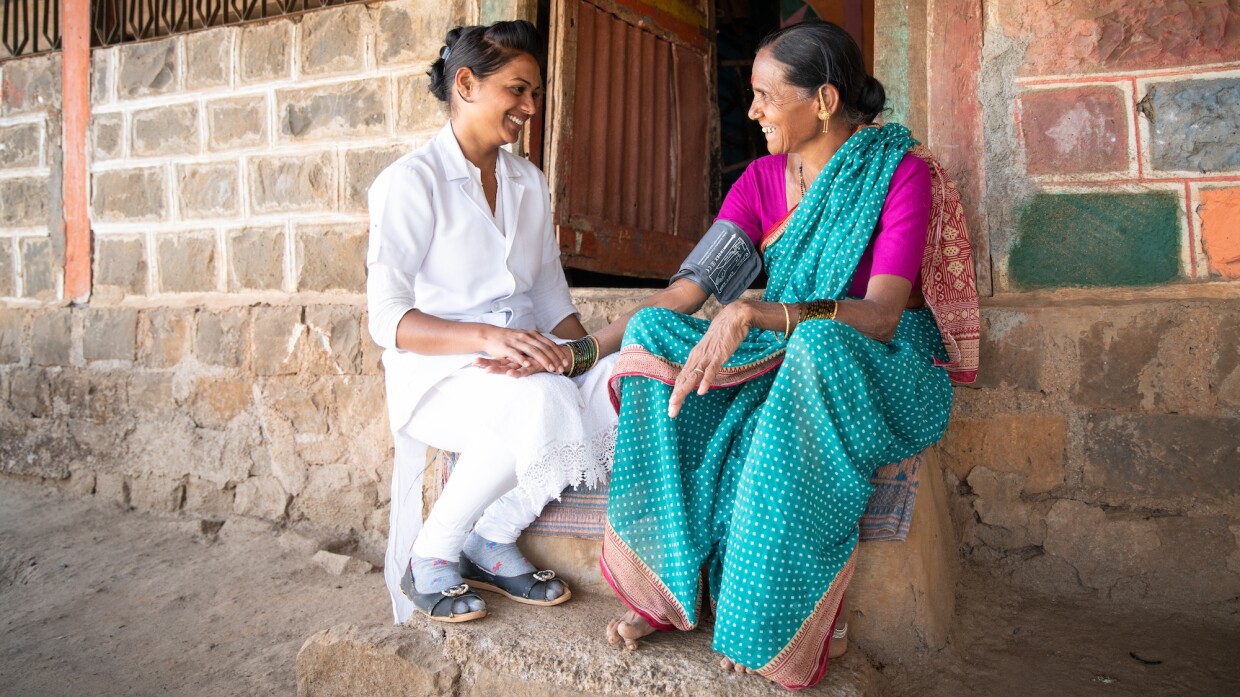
[[817, 91, 830, 133]]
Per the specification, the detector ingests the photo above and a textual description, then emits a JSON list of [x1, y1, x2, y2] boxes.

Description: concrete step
[[296, 592, 884, 697]]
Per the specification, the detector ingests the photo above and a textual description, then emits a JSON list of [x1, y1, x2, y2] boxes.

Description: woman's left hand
[[473, 355, 539, 376], [668, 302, 752, 418]]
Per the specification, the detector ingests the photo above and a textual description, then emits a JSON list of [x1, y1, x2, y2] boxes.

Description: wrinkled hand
[[480, 328, 571, 375], [668, 304, 751, 418]]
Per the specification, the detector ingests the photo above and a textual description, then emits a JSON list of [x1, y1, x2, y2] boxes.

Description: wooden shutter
[[545, 0, 714, 279]]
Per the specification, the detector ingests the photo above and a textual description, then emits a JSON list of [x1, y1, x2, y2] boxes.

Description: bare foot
[[719, 657, 754, 674], [718, 613, 847, 676], [606, 610, 655, 650]]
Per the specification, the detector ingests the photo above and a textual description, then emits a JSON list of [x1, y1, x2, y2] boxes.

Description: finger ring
[[691, 368, 705, 374]]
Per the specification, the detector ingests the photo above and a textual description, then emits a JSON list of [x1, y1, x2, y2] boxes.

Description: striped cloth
[[425, 449, 920, 543]]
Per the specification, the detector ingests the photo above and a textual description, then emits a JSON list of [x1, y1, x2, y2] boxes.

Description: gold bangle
[[780, 302, 791, 339], [800, 299, 838, 322]]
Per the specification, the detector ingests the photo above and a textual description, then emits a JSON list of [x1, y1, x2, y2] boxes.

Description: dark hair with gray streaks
[[758, 19, 886, 126]]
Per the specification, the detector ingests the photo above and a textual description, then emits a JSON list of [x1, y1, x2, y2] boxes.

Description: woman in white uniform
[[367, 20, 616, 624]]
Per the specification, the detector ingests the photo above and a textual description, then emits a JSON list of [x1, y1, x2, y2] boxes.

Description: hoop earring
[[457, 88, 473, 104]]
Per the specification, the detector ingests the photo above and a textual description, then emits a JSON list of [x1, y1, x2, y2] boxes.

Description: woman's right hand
[[480, 327, 571, 374]]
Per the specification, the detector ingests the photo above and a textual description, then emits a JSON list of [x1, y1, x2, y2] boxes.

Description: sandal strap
[[461, 556, 558, 599], [400, 563, 482, 618], [428, 587, 480, 618]]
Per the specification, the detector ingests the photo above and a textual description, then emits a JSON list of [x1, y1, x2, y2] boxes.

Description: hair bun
[[425, 20, 545, 106], [857, 75, 886, 123], [443, 27, 464, 49]]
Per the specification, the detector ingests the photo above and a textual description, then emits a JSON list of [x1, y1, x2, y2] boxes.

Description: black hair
[[427, 20, 546, 104], [757, 19, 886, 126]]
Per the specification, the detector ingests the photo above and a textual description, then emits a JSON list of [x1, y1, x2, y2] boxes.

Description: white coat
[[366, 122, 578, 433], [365, 122, 599, 624]]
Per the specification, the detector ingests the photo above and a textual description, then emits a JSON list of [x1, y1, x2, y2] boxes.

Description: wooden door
[[545, 0, 714, 280]]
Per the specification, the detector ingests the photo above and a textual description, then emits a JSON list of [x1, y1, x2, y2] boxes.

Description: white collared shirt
[[366, 123, 578, 430]]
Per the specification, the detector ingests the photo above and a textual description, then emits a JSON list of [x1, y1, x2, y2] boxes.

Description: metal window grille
[[2, 0, 367, 60], [2, 0, 61, 58]]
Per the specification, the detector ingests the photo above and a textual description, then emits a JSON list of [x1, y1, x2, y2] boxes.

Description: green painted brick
[[1009, 192, 1181, 289]]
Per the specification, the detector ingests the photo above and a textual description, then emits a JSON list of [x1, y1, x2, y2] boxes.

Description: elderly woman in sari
[[583, 19, 977, 690]]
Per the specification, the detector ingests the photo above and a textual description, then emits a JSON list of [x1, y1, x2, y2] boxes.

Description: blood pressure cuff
[[670, 219, 762, 304]]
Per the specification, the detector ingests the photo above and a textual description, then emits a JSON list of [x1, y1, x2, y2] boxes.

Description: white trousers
[[403, 354, 618, 561]]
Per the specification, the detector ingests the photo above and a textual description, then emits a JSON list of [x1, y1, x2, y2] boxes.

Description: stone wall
[[944, 291, 1239, 615], [0, 51, 64, 301], [871, 0, 1238, 619], [86, 0, 469, 301], [0, 0, 485, 561]]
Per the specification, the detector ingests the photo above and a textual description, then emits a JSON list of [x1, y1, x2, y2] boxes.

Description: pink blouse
[[716, 153, 932, 297]]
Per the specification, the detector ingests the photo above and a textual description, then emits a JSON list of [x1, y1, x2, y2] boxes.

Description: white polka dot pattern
[[603, 124, 955, 685]]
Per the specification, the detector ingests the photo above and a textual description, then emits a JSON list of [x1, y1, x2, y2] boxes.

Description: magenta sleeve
[[715, 161, 765, 245], [868, 154, 932, 284]]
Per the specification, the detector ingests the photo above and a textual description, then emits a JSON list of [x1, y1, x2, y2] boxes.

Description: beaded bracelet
[[798, 298, 838, 323], [565, 335, 599, 377]]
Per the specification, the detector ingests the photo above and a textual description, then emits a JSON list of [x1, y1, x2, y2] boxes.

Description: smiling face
[[747, 49, 822, 156], [453, 52, 543, 151]]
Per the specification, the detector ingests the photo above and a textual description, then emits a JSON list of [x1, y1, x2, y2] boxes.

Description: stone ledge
[[297, 593, 883, 697], [514, 450, 960, 668]]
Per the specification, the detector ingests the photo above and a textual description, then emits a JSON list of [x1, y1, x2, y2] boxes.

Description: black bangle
[[566, 336, 599, 377]]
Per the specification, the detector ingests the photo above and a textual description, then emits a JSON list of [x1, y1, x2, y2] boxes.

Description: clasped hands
[[473, 327, 572, 377]]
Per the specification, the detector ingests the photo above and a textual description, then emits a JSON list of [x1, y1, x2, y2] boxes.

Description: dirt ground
[[881, 568, 1240, 697], [1, 479, 1237, 696], [0, 480, 387, 697]]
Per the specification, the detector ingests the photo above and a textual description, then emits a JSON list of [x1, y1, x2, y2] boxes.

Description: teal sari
[[601, 124, 953, 688]]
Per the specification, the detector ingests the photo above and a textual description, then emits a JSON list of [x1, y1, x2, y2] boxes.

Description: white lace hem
[[515, 424, 616, 507]]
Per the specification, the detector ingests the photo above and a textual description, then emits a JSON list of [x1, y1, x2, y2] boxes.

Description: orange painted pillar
[[62, 0, 92, 302]]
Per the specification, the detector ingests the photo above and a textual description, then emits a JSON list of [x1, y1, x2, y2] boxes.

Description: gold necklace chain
[[797, 161, 807, 198]]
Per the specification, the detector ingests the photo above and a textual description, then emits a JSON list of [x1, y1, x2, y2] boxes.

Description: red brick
[[1020, 87, 1128, 176], [1198, 186, 1240, 280]]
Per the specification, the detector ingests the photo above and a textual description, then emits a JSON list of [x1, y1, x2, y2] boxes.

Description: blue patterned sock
[[410, 554, 462, 593], [409, 554, 485, 613], [463, 531, 537, 577]]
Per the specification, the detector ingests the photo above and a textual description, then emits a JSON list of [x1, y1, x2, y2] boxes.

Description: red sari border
[[757, 551, 858, 690], [600, 524, 692, 632], [607, 344, 785, 412]]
